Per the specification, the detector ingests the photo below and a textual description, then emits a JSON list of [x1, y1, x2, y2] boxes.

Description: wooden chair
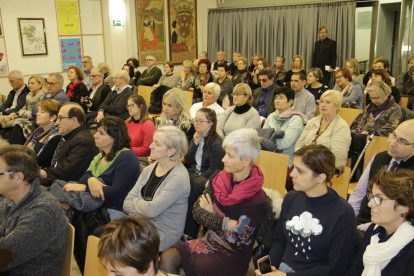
[[315, 106, 320, 116], [84, 236, 107, 276], [182, 90, 193, 109], [338, 108, 363, 127], [400, 96, 409, 108], [60, 224, 75, 276], [254, 150, 289, 197], [331, 167, 351, 200], [173, 71, 181, 77], [137, 85, 160, 117], [1, 95, 5, 103]]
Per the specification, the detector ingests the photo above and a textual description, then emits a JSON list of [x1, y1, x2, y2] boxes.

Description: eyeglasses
[[81, 61, 90, 64], [56, 116, 72, 121], [0, 172, 14, 176], [389, 132, 414, 146], [126, 104, 136, 109], [367, 192, 392, 206], [259, 78, 270, 82], [146, 59, 154, 61], [90, 75, 101, 78], [335, 75, 344, 80], [46, 81, 58, 86], [198, 65, 207, 68], [8, 80, 19, 84], [194, 119, 210, 124], [232, 93, 246, 97]]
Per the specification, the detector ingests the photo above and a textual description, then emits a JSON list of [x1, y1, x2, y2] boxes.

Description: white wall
[[355, 7, 372, 72]]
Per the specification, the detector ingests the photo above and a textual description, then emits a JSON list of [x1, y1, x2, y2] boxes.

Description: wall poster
[[136, 0, 166, 64], [56, 0, 81, 35], [60, 37, 82, 71], [167, 0, 197, 64], [18, 18, 48, 56]]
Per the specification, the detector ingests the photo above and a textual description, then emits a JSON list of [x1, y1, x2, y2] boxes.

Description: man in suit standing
[[312, 27, 337, 87]]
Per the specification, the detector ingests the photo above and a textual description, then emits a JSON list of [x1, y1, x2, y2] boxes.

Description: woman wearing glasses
[[125, 94, 156, 157], [217, 83, 261, 138], [184, 108, 224, 179], [344, 169, 414, 276], [333, 68, 363, 109], [351, 81, 401, 137]]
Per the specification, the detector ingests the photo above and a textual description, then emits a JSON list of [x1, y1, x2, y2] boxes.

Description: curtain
[[207, 1, 355, 71]]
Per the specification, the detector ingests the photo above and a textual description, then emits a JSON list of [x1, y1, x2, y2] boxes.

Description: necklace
[[142, 161, 178, 201]]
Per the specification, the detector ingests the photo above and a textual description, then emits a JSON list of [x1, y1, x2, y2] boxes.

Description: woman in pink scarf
[[160, 128, 267, 276]]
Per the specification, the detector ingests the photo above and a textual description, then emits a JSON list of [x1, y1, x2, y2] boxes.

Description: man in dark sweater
[[136, 55, 162, 86], [348, 119, 414, 227], [0, 145, 68, 275], [312, 27, 337, 87], [40, 102, 98, 186], [0, 70, 29, 116]]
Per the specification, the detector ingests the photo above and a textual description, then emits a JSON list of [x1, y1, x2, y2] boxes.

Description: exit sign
[[113, 20, 122, 26]]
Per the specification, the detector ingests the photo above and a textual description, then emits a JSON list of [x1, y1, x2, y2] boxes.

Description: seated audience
[[248, 54, 263, 72], [0, 70, 29, 116], [211, 51, 228, 74], [252, 58, 270, 90], [400, 66, 414, 96], [345, 58, 363, 87], [274, 56, 288, 87], [122, 63, 136, 87], [190, 83, 225, 121], [284, 55, 306, 88], [217, 83, 261, 138], [252, 69, 280, 117], [362, 56, 387, 86], [290, 72, 316, 122], [306, 67, 329, 103], [137, 55, 162, 86], [295, 90, 351, 166], [91, 70, 134, 124], [126, 57, 142, 86], [396, 55, 414, 90], [66, 66, 89, 112], [261, 145, 356, 275], [124, 126, 190, 251], [193, 58, 199, 72], [153, 61, 180, 89], [344, 169, 414, 276], [177, 60, 196, 91], [199, 51, 208, 60], [40, 102, 98, 186], [62, 116, 140, 220], [262, 88, 304, 167], [97, 62, 115, 88], [233, 57, 253, 87], [160, 128, 267, 276], [0, 76, 47, 140], [229, 51, 242, 76], [214, 63, 234, 106], [192, 59, 214, 102], [98, 216, 170, 276], [158, 88, 195, 143], [365, 58, 395, 89], [25, 100, 62, 168], [82, 68, 111, 119], [81, 56, 93, 90], [334, 68, 363, 109], [185, 108, 225, 178], [125, 94, 156, 157], [0, 145, 68, 275], [351, 81, 401, 137], [43, 73, 70, 104], [348, 119, 414, 226], [366, 69, 401, 105]]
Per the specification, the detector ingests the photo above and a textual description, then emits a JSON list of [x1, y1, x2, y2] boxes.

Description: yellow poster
[[56, 0, 81, 35]]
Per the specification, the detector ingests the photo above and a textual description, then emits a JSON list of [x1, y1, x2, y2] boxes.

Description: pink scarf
[[67, 79, 81, 99], [212, 164, 264, 206]]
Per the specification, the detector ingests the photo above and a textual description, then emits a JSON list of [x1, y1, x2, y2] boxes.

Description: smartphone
[[257, 255, 272, 274]]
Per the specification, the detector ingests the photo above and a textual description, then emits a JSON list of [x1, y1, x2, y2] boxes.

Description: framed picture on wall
[[60, 37, 82, 71], [167, 0, 197, 64], [18, 18, 48, 56]]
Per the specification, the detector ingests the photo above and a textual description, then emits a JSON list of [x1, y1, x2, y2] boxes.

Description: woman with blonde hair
[[345, 58, 363, 87], [159, 88, 195, 142], [97, 62, 114, 88], [177, 60, 196, 91], [248, 54, 263, 73], [217, 83, 261, 138], [284, 55, 306, 88]]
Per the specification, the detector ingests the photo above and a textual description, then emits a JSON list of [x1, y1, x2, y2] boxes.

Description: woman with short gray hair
[[123, 126, 190, 251], [306, 67, 329, 103], [189, 82, 225, 120], [160, 128, 267, 276]]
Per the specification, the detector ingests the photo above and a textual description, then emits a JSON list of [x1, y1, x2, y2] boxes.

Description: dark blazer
[[184, 136, 225, 179], [66, 82, 90, 112], [312, 37, 337, 69], [89, 84, 111, 111], [137, 67, 162, 86], [252, 83, 280, 118], [0, 85, 30, 115], [133, 71, 142, 86], [99, 87, 134, 120], [41, 125, 98, 187]]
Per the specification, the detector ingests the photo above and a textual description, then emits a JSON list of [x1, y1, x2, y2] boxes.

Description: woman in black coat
[[66, 66, 89, 112]]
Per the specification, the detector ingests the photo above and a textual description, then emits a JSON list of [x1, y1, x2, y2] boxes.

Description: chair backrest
[[182, 90, 193, 109], [331, 167, 351, 200], [254, 150, 289, 197], [363, 136, 389, 170], [315, 106, 320, 116], [338, 108, 363, 127], [84, 236, 107, 276], [60, 224, 75, 276], [401, 96, 409, 107], [137, 85, 153, 107]]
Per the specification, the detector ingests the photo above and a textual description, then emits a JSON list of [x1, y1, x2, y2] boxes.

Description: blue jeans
[[107, 208, 126, 221], [279, 262, 295, 273]]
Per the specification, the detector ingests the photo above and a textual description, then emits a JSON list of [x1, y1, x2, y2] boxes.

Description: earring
[[401, 213, 405, 218]]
